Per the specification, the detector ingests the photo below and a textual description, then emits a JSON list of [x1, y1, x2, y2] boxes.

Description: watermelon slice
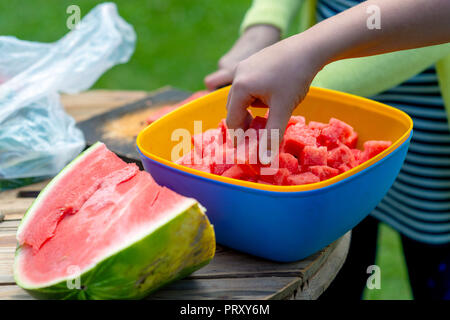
[[14, 142, 215, 299]]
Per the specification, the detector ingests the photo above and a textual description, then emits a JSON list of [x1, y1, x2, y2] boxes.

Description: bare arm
[[227, 0, 450, 141]]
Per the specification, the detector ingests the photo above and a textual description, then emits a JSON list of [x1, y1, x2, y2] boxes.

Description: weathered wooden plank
[[61, 89, 150, 122], [0, 234, 15, 247], [0, 220, 20, 233], [0, 180, 49, 220], [283, 232, 350, 300], [148, 277, 301, 300], [190, 237, 340, 280], [0, 285, 31, 300], [0, 276, 300, 301], [0, 237, 17, 284]]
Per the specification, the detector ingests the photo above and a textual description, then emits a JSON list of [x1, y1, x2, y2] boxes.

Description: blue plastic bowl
[[137, 87, 413, 262]]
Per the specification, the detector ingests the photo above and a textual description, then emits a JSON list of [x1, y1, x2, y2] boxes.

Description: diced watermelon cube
[[318, 118, 355, 148], [222, 165, 246, 179], [239, 163, 260, 177], [286, 172, 320, 186], [175, 150, 194, 165], [218, 119, 234, 147], [282, 126, 318, 157], [362, 140, 392, 160], [211, 146, 235, 174], [278, 152, 299, 173], [308, 165, 339, 181], [336, 164, 352, 173], [202, 129, 221, 145], [329, 118, 354, 138], [300, 146, 328, 166], [308, 121, 328, 130], [249, 116, 267, 131], [327, 144, 357, 172], [351, 149, 363, 164], [287, 115, 306, 128], [235, 134, 259, 165], [273, 168, 291, 185], [191, 133, 203, 157], [344, 131, 358, 149], [222, 164, 258, 180], [211, 162, 233, 175]]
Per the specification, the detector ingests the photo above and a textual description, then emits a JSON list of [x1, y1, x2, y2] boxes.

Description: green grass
[[364, 223, 413, 300], [0, 0, 413, 300], [0, 0, 250, 92]]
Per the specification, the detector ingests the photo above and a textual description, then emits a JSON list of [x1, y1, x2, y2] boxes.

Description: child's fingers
[[226, 83, 254, 130], [204, 69, 233, 91], [265, 99, 292, 149]]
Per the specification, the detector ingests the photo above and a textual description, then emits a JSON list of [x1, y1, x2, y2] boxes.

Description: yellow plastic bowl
[[138, 86, 412, 192], [137, 86, 412, 261]]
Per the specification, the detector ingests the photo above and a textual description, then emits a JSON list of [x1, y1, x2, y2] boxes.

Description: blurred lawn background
[[0, 0, 412, 300]]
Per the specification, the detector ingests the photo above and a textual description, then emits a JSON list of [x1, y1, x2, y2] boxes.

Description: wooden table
[[0, 89, 351, 300]]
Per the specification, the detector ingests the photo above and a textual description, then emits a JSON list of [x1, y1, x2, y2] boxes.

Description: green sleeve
[[311, 43, 450, 98], [240, 0, 302, 36]]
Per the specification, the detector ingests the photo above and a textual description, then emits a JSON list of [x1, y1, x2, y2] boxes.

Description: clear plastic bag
[[0, 3, 136, 180]]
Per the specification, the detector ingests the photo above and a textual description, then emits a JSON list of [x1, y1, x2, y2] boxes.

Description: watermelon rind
[[14, 143, 216, 299]]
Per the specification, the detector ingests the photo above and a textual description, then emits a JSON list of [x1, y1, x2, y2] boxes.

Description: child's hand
[[226, 34, 326, 142], [204, 25, 280, 90]]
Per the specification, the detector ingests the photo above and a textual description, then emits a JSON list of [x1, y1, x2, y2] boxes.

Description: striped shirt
[[318, 0, 450, 244]]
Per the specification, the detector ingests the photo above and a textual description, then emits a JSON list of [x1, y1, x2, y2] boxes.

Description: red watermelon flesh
[[286, 172, 320, 185], [287, 115, 306, 128], [327, 144, 358, 172], [308, 165, 340, 181], [273, 168, 291, 185], [174, 116, 391, 186], [318, 118, 355, 149], [222, 164, 258, 180], [361, 140, 393, 161], [308, 121, 328, 130], [282, 125, 318, 157], [345, 131, 359, 149], [15, 143, 214, 293], [249, 116, 267, 131], [278, 153, 299, 174], [300, 146, 328, 166]]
